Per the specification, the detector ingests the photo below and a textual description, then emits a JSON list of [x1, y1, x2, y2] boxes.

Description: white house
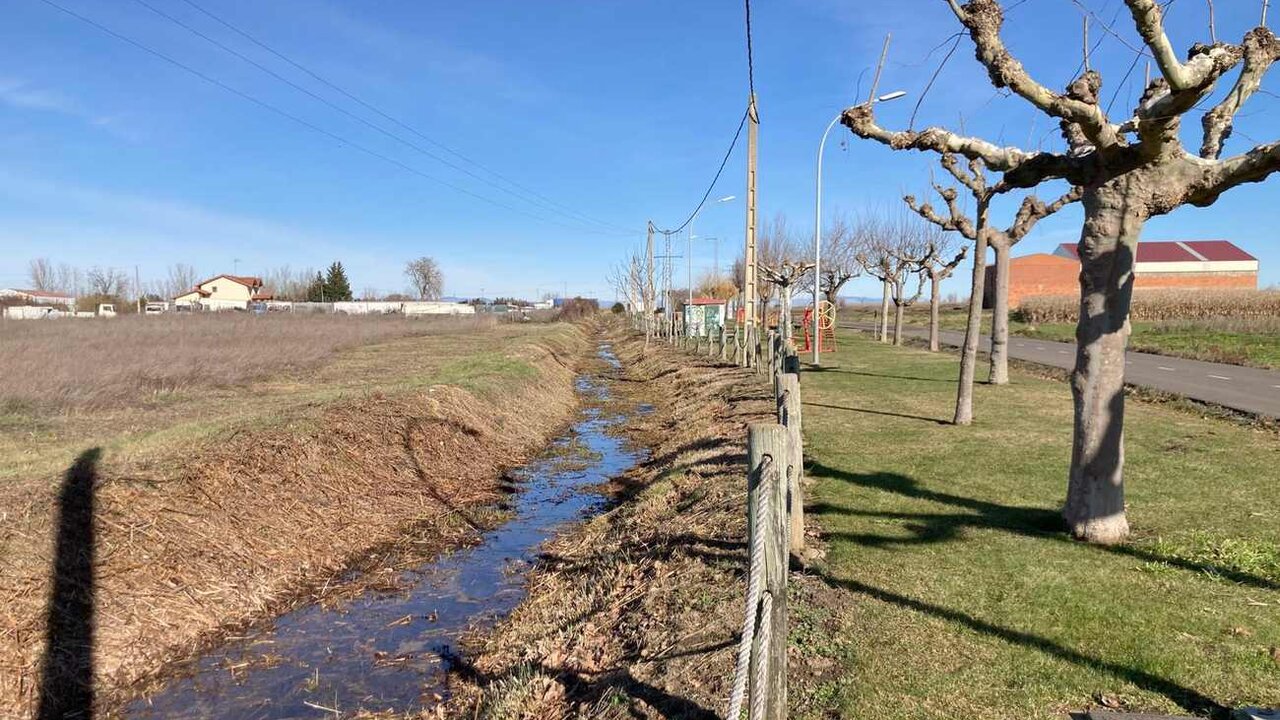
[[0, 288, 75, 306], [174, 275, 272, 311]]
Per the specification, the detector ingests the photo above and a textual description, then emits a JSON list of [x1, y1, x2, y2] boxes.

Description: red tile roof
[[1056, 240, 1256, 263], [1183, 240, 1257, 261], [194, 274, 264, 289], [13, 288, 74, 299]]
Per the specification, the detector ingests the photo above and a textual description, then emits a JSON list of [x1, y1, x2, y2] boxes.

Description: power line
[[172, 0, 638, 236], [652, 107, 749, 236], [744, 0, 756, 96], [129, 0, 635, 237], [39, 0, 636, 237]]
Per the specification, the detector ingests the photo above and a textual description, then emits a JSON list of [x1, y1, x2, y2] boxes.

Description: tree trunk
[[780, 285, 793, 343], [1064, 189, 1144, 545], [929, 274, 941, 352], [892, 281, 905, 346], [878, 279, 890, 343], [824, 286, 840, 308], [989, 241, 1011, 385], [955, 203, 990, 426]]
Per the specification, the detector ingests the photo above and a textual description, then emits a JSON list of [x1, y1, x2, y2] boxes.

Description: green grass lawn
[[794, 334, 1280, 719], [838, 306, 1280, 369]]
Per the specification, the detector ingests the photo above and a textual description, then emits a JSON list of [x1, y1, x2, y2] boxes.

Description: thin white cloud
[[0, 77, 142, 141], [0, 78, 78, 114]]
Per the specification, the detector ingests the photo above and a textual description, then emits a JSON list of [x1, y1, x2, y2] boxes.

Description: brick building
[[990, 240, 1259, 307]]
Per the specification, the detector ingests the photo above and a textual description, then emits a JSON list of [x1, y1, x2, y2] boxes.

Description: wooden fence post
[[766, 330, 776, 378], [777, 374, 805, 557], [747, 423, 789, 720]]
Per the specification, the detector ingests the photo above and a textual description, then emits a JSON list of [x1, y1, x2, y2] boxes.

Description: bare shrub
[[0, 313, 494, 412], [556, 298, 599, 321], [1018, 289, 1280, 325]]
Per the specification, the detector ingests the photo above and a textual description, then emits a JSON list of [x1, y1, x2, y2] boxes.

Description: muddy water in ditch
[[126, 343, 645, 719]]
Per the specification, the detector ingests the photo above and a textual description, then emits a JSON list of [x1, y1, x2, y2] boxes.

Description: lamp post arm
[[813, 113, 842, 365]]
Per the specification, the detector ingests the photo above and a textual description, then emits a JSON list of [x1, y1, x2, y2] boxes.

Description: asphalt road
[[840, 323, 1280, 419]]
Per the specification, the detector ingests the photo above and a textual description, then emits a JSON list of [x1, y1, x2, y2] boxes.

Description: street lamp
[[811, 91, 905, 365], [689, 195, 735, 307]]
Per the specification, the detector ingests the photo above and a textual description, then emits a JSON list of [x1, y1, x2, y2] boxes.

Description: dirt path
[[451, 323, 775, 719]]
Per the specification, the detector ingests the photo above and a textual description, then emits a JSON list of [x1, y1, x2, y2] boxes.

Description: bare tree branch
[[941, 153, 988, 195], [906, 189, 978, 239], [1191, 139, 1280, 204], [1126, 0, 1242, 91], [1201, 27, 1280, 158], [1006, 185, 1084, 240], [949, 0, 1119, 147], [842, 103, 1085, 187]]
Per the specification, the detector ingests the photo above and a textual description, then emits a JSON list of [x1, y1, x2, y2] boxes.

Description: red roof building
[[992, 240, 1259, 307]]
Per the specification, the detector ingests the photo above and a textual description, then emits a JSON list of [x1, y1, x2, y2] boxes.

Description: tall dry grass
[[0, 313, 494, 412], [1018, 289, 1280, 324]]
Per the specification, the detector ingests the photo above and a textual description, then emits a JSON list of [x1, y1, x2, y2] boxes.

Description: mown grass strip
[[795, 334, 1280, 719]]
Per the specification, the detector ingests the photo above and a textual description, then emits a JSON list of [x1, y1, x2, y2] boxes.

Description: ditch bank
[[3, 325, 588, 718], [119, 335, 648, 718], [450, 323, 777, 719]]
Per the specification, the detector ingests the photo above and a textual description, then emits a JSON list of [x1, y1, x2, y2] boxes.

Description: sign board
[[683, 302, 726, 338]]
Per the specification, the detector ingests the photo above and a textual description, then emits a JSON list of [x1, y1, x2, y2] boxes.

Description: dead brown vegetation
[[452, 323, 774, 719], [1018, 289, 1280, 324], [0, 313, 494, 413], [0, 324, 583, 717]]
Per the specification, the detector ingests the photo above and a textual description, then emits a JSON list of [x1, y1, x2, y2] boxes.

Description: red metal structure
[[802, 302, 837, 353]]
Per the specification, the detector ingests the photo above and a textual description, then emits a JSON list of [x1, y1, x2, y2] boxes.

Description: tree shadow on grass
[[807, 368, 956, 383], [38, 448, 101, 720], [808, 462, 1280, 591], [803, 402, 950, 426], [813, 569, 1227, 718]]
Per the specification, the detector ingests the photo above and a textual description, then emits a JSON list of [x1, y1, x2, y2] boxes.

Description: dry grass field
[[0, 314, 585, 716], [1018, 289, 1280, 324], [0, 313, 493, 413], [839, 295, 1280, 369]]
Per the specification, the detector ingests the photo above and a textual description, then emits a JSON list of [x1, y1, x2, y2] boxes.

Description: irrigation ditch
[[23, 318, 791, 719], [121, 338, 651, 718]]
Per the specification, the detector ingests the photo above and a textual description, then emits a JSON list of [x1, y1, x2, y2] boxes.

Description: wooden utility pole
[[743, 93, 759, 329]]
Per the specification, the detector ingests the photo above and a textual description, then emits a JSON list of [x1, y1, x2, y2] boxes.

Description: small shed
[[683, 297, 727, 338]]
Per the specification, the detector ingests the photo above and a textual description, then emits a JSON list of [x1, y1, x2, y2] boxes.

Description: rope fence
[[634, 313, 804, 719]]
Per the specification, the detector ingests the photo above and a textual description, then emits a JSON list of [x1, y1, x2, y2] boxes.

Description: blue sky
[[1, 0, 1276, 300]]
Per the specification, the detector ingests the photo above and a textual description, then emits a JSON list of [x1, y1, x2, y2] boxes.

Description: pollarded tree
[[843, 0, 1280, 544], [817, 213, 863, 307], [913, 235, 969, 353], [907, 154, 1080, 423], [755, 213, 794, 311], [759, 259, 815, 344], [888, 263, 926, 347], [758, 218, 815, 343], [860, 213, 935, 346], [856, 241, 894, 343]]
